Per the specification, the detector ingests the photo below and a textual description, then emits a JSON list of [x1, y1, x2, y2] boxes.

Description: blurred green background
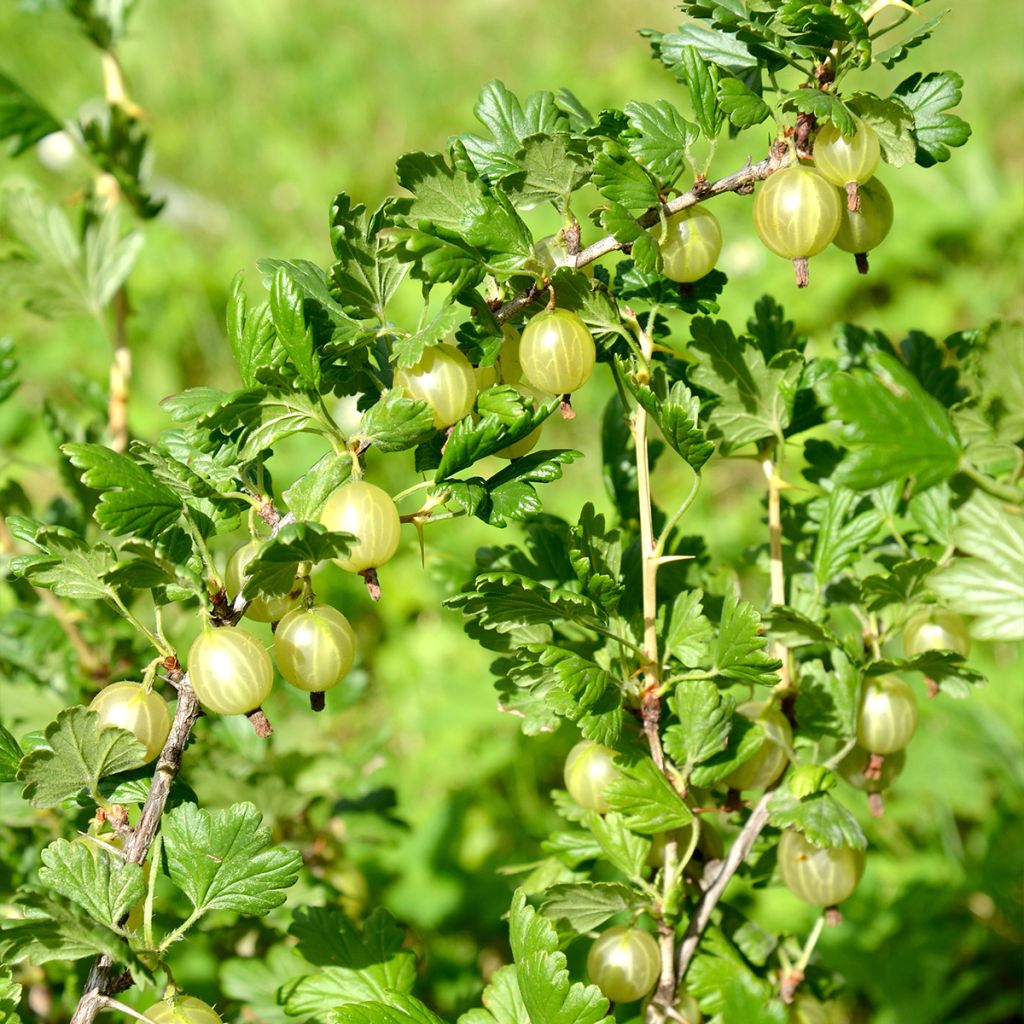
[[0, 1, 1021, 1022]]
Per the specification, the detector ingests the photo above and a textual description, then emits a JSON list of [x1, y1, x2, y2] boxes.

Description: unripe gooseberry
[[497, 423, 542, 459], [833, 177, 893, 273], [394, 343, 477, 429], [563, 740, 619, 813], [273, 605, 356, 693], [813, 116, 881, 190], [225, 540, 299, 623], [89, 681, 170, 763], [838, 745, 905, 794], [753, 165, 842, 287], [903, 606, 970, 658], [777, 828, 865, 907], [675, 988, 703, 1023], [187, 629, 273, 716], [141, 995, 224, 1024], [723, 701, 793, 791], [320, 481, 401, 573], [498, 324, 523, 385], [519, 308, 596, 395], [650, 205, 723, 282], [857, 675, 918, 754], [586, 926, 661, 1003]]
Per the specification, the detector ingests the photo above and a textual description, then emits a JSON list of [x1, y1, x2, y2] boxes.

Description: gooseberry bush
[[0, 2, 1021, 1023]]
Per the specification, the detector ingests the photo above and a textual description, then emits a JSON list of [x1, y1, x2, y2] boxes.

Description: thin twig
[[70, 673, 201, 1024], [676, 792, 773, 979], [108, 286, 131, 454], [496, 148, 789, 325]]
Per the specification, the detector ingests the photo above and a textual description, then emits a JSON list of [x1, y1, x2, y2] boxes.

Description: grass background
[[0, 2, 1021, 1021]]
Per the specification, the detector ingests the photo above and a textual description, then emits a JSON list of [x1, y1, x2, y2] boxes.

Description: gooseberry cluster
[[557, 605, 970, 1008]]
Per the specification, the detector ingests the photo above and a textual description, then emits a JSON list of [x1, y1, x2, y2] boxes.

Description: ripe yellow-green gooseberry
[[856, 674, 918, 755], [753, 165, 842, 287], [649, 205, 723, 282], [813, 116, 881, 208], [394, 343, 477, 429], [674, 988, 703, 1023], [519, 308, 596, 396], [903, 606, 970, 658], [564, 739, 620, 813], [89, 681, 171, 763], [141, 995, 224, 1024], [838, 745, 905, 794], [320, 480, 401, 574], [273, 605, 356, 694], [475, 325, 525, 391], [777, 828, 865, 907], [833, 176, 893, 274], [225, 540, 300, 623], [723, 701, 793, 791], [187, 628, 273, 716], [586, 926, 661, 1003], [526, 233, 594, 279]]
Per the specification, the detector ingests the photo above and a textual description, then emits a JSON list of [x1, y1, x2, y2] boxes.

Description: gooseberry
[[519, 309, 596, 396], [394, 343, 477, 429], [141, 995, 223, 1024], [89, 681, 170, 763], [586, 926, 661, 1003], [650, 205, 722, 282], [903, 606, 970, 658], [838, 745, 905, 793], [273, 605, 356, 693], [320, 481, 401, 573], [777, 828, 865, 907], [225, 540, 299, 623], [187, 629, 273, 716], [753, 165, 842, 287], [814, 116, 881, 200], [833, 177, 893, 273], [857, 675, 918, 754], [723, 701, 793, 791], [564, 740, 619, 813]]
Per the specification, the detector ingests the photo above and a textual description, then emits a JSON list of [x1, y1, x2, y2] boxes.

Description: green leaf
[[0, 962, 22, 1023], [712, 591, 781, 686], [62, 443, 182, 540], [690, 713, 764, 787], [0, 336, 18, 405], [258, 255, 359, 327], [582, 812, 649, 880], [458, 964, 525, 1024], [327, 994, 449, 1024], [221, 944, 310, 1024], [794, 654, 860, 741], [38, 838, 145, 929], [162, 801, 302, 916], [674, 47, 723, 140], [623, 368, 714, 471], [653, 24, 758, 73], [624, 100, 698, 184], [875, 13, 945, 68], [894, 71, 971, 166], [767, 789, 867, 850], [0, 722, 23, 783], [717, 77, 771, 128], [817, 351, 963, 492], [0, 192, 143, 319], [787, 764, 836, 799], [569, 504, 624, 613], [503, 132, 591, 211], [329, 193, 410, 321], [226, 276, 281, 388], [860, 558, 936, 611], [0, 72, 62, 157], [9, 523, 118, 600], [283, 451, 354, 520], [867, 652, 984, 699], [605, 756, 694, 834], [282, 907, 417, 1017], [664, 680, 735, 779], [766, 606, 843, 650], [270, 266, 320, 389], [928, 493, 1024, 641], [591, 142, 660, 212], [847, 93, 916, 168], [812, 487, 884, 585], [17, 707, 146, 808], [242, 521, 354, 597], [529, 646, 619, 721], [664, 589, 714, 667], [540, 882, 644, 933], [782, 90, 855, 134], [719, 973, 789, 1024], [688, 317, 804, 453]]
